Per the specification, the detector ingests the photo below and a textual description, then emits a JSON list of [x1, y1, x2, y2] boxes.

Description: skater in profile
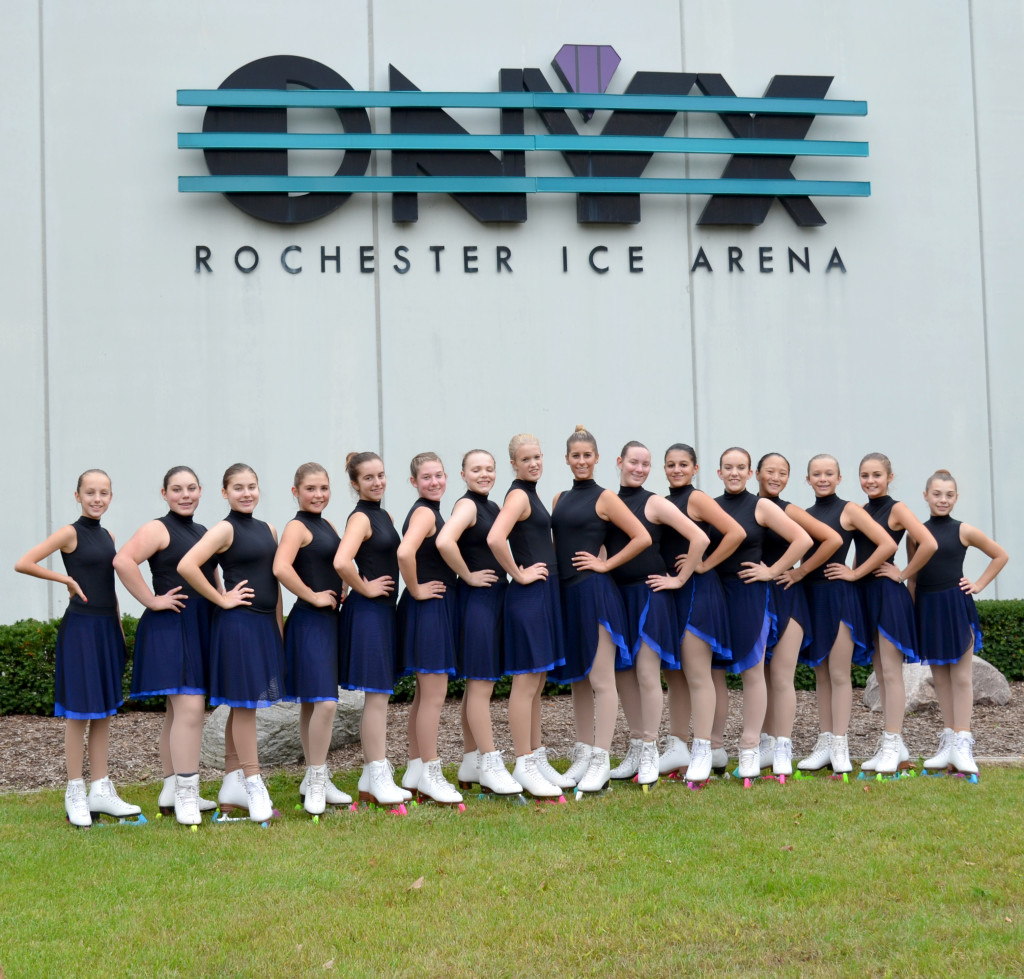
[[486, 433, 571, 799], [605, 441, 708, 787], [178, 463, 285, 824], [15, 469, 142, 827], [913, 469, 1007, 775], [660, 443, 743, 783], [550, 425, 651, 794], [435, 449, 524, 797], [273, 462, 351, 816], [396, 452, 463, 806], [334, 451, 410, 807], [851, 453, 937, 775], [797, 454, 896, 775], [754, 452, 842, 777], [113, 466, 219, 825]]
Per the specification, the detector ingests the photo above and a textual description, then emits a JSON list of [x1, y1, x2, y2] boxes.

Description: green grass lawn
[[2, 767, 1023, 978]]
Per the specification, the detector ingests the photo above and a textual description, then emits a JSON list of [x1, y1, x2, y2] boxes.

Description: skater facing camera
[[913, 470, 1008, 776], [14, 469, 143, 828]]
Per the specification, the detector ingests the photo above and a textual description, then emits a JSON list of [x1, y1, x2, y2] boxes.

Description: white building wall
[[2, 0, 1019, 622]]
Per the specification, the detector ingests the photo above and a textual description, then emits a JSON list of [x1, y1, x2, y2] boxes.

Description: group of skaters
[[13, 429, 1008, 827]]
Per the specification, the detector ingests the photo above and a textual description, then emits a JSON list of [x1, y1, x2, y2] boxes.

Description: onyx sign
[[178, 52, 869, 227]]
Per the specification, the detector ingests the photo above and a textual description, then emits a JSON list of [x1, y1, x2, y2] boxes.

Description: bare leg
[[464, 679, 496, 755], [590, 628, 618, 751], [510, 672, 545, 756], [167, 693, 205, 772], [663, 666, 689, 739], [299, 702, 312, 763], [85, 716, 112, 780], [635, 645, 664, 742], [360, 692, 390, 762], [65, 719, 88, 780], [768, 621, 802, 740], [223, 712, 239, 773], [950, 650, 975, 732], [570, 677, 594, 744], [414, 672, 449, 761], [406, 680, 422, 760], [160, 698, 174, 777], [531, 679, 543, 749], [762, 659, 774, 737], [229, 708, 259, 777], [739, 659, 768, 750], [710, 669, 729, 751], [681, 634, 715, 741], [306, 700, 337, 767], [814, 663, 833, 732], [871, 650, 887, 722], [460, 689, 475, 753], [877, 637, 905, 734], [615, 667, 642, 740], [827, 625, 854, 736]]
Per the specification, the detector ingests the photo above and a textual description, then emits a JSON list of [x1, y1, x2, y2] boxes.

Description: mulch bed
[[2, 685, 1021, 793]]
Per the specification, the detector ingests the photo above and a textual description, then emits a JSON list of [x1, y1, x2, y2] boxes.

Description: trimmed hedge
[[2, 601, 1022, 715]]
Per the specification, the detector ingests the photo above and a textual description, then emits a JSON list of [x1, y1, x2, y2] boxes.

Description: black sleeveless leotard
[[150, 511, 217, 593], [62, 516, 117, 615], [551, 479, 607, 584], [221, 510, 278, 614], [707, 490, 764, 577], [916, 516, 967, 593], [852, 496, 905, 568], [458, 490, 504, 576], [804, 495, 854, 583], [606, 486, 666, 584], [290, 511, 345, 611], [506, 479, 557, 572], [402, 498, 457, 588], [351, 500, 401, 605]]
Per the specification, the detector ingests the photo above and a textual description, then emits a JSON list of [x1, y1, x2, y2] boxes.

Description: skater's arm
[[274, 519, 338, 609], [877, 503, 938, 584], [959, 524, 1008, 594], [113, 520, 187, 612], [334, 512, 394, 600], [437, 498, 498, 587], [398, 506, 446, 600], [775, 505, 842, 587], [14, 525, 86, 601], [178, 522, 253, 610]]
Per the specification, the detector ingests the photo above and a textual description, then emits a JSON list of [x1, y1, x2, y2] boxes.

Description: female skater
[[178, 463, 285, 824], [797, 454, 896, 774], [754, 453, 842, 776], [551, 426, 651, 794], [436, 449, 523, 796], [273, 462, 352, 815], [486, 433, 571, 798], [396, 452, 463, 805], [605, 441, 709, 786], [15, 469, 141, 827], [707, 447, 811, 780], [853, 453, 937, 774], [913, 470, 1007, 774], [334, 452, 410, 806], [113, 466, 219, 825], [660, 444, 744, 783]]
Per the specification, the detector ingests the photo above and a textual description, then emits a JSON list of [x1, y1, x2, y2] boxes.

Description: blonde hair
[[566, 424, 597, 454], [462, 448, 495, 469], [807, 453, 840, 476], [409, 451, 443, 478], [508, 433, 540, 461], [293, 462, 328, 487]]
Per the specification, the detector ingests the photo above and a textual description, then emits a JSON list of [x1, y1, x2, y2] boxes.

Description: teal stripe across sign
[[178, 175, 870, 197], [179, 131, 868, 157]]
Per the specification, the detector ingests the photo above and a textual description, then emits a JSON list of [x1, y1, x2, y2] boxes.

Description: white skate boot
[[829, 734, 852, 774], [402, 758, 423, 793], [737, 747, 760, 780], [217, 769, 250, 813], [243, 774, 274, 823], [174, 774, 202, 826], [303, 764, 328, 816], [924, 728, 955, 769], [457, 750, 481, 789], [478, 750, 523, 795], [758, 734, 775, 770], [873, 732, 905, 775], [859, 735, 884, 773], [684, 738, 713, 783], [512, 752, 562, 798], [358, 760, 408, 806], [576, 748, 611, 794], [160, 773, 216, 814], [637, 741, 659, 786], [65, 778, 91, 827], [609, 739, 642, 780], [299, 765, 352, 806], [87, 777, 142, 820], [773, 737, 793, 776], [564, 742, 594, 785], [416, 759, 464, 805], [797, 733, 833, 771], [711, 746, 729, 775], [533, 746, 576, 790], [658, 734, 691, 775], [950, 731, 979, 775]]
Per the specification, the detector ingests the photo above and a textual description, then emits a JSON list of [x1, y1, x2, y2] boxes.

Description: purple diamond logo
[[552, 44, 621, 122]]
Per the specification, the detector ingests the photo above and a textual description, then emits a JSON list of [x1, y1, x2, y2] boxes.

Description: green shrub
[[976, 599, 1024, 681]]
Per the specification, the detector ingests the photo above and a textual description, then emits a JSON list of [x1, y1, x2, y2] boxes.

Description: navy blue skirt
[[55, 608, 126, 719], [504, 575, 566, 676], [456, 578, 506, 681], [130, 595, 212, 698], [915, 586, 983, 666], [398, 588, 458, 676], [557, 573, 629, 683], [674, 570, 733, 665], [283, 604, 340, 702], [767, 580, 812, 654], [618, 582, 680, 671], [717, 578, 773, 674], [208, 607, 285, 709], [859, 576, 919, 663], [800, 580, 872, 668], [340, 592, 399, 694]]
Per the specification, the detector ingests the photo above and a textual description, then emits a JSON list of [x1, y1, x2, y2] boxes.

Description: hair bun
[[574, 424, 588, 433]]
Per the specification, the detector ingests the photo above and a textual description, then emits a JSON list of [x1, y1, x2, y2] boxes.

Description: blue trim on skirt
[[767, 580, 812, 654], [618, 581, 680, 670], [456, 578, 506, 681], [282, 603, 340, 702], [800, 580, 872, 668], [208, 607, 285, 709], [130, 595, 212, 698], [915, 586, 983, 666], [340, 592, 399, 694], [557, 574, 629, 683], [54, 608, 126, 719], [398, 587, 458, 676], [859, 576, 919, 664], [716, 578, 773, 674], [504, 575, 566, 676], [673, 570, 733, 666]]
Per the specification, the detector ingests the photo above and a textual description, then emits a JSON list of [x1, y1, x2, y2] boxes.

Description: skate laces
[[66, 781, 88, 813], [639, 741, 657, 770], [775, 740, 792, 761], [692, 740, 710, 761]]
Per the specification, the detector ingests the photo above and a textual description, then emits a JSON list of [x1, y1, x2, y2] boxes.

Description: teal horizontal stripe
[[178, 89, 867, 116], [179, 131, 868, 157], [178, 175, 870, 197]]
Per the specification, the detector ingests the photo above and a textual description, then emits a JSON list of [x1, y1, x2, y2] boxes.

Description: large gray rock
[[200, 688, 364, 768], [862, 656, 1010, 713]]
